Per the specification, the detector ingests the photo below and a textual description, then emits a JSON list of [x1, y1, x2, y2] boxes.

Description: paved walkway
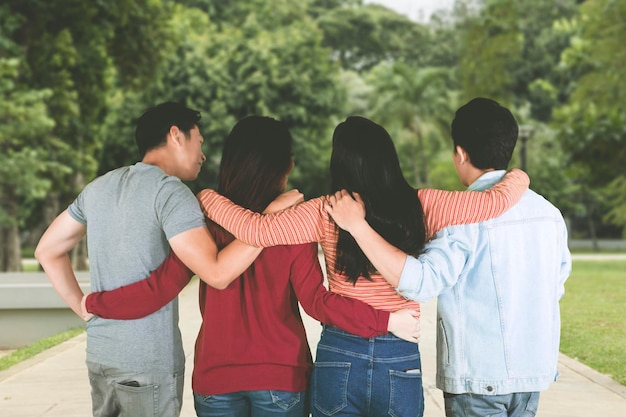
[[1, 277, 625, 416]]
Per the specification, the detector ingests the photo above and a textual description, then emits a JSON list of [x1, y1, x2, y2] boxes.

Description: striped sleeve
[[197, 189, 326, 247], [419, 168, 530, 237]]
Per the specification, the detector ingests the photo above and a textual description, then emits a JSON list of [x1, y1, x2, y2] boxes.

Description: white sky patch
[[363, 0, 455, 22]]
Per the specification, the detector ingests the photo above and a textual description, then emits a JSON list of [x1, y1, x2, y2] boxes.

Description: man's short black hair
[[135, 101, 201, 158], [451, 97, 518, 170]]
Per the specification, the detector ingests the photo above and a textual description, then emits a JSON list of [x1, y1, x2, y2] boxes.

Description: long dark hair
[[217, 115, 293, 212], [331, 116, 426, 284]]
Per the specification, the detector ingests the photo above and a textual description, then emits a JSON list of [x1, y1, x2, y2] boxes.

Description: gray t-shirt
[[68, 163, 205, 373]]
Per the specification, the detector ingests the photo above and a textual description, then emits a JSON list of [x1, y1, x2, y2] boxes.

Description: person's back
[[423, 97, 571, 416], [71, 163, 202, 372], [435, 171, 569, 395], [194, 241, 314, 390]]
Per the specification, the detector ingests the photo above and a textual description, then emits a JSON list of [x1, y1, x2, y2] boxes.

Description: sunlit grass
[[560, 260, 626, 386], [0, 328, 84, 372]]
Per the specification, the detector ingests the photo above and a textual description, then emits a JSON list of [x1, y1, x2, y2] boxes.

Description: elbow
[[34, 244, 46, 264], [199, 275, 230, 290]]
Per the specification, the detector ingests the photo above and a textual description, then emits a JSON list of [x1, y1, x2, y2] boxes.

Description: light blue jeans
[[311, 325, 424, 417], [87, 361, 184, 417], [194, 390, 308, 417], [444, 392, 540, 417]]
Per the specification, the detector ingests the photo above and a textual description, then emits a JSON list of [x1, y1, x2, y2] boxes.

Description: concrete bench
[[0, 272, 91, 349]]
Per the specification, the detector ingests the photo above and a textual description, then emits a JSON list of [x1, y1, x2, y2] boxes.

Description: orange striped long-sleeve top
[[197, 169, 529, 315]]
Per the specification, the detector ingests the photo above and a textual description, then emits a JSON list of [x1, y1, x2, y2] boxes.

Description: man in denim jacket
[[325, 98, 572, 417]]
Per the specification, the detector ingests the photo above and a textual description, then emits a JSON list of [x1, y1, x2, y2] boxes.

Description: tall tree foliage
[[315, 3, 430, 71], [98, 3, 346, 198], [367, 63, 454, 188], [555, 0, 626, 238], [455, 0, 579, 115], [0, 0, 172, 270], [0, 57, 59, 270]]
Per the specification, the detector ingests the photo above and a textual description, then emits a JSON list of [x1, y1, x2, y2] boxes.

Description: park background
[[0, 0, 624, 391]]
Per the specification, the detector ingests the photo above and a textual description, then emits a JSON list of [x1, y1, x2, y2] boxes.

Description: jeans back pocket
[[312, 362, 351, 416]]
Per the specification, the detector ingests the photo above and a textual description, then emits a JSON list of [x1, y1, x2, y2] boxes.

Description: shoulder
[[435, 223, 480, 239], [521, 190, 564, 217], [82, 166, 130, 189]]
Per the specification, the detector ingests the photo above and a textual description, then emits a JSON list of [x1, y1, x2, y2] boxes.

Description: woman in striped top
[[197, 116, 530, 417]]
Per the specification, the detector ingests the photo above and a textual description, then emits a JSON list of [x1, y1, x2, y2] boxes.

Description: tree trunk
[[586, 203, 600, 252], [24, 193, 60, 248], [0, 225, 4, 270], [0, 197, 23, 272], [4, 222, 22, 272]]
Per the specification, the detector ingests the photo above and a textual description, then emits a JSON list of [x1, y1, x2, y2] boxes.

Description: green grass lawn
[[0, 328, 84, 372], [560, 260, 626, 386]]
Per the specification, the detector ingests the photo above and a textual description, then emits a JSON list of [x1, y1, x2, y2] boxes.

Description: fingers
[[325, 189, 362, 215], [329, 189, 355, 204]]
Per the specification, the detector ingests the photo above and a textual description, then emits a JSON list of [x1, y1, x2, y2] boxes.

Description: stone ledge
[[0, 272, 91, 309], [0, 272, 91, 349]]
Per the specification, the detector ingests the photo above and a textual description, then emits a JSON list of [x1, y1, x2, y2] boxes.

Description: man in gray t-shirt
[[68, 163, 203, 375], [35, 102, 299, 417]]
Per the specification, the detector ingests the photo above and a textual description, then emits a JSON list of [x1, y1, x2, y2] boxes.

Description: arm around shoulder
[[169, 226, 262, 290], [396, 225, 478, 302], [197, 189, 325, 247], [420, 168, 530, 235]]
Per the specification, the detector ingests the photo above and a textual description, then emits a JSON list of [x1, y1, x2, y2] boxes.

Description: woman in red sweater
[[84, 116, 420, 417]]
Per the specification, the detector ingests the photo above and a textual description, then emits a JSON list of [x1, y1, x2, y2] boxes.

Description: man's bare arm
[[171, 189, 304, 290], [168, 227, 262, 290], [34, 210, 88, 318]]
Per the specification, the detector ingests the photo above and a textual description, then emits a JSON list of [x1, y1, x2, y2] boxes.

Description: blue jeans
[[194, 390, 308, 417], [311, 326, 424, 417], [444, 392, 540, 417], [87, 361, 184, 417]]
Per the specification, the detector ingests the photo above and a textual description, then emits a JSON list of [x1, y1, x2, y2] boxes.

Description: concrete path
[[1, 277, 625, 416]]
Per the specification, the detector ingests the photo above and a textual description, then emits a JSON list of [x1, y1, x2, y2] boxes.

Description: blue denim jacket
[[398, 171, 571, 395]]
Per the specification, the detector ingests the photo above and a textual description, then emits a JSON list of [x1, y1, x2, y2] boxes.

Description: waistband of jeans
[[321, 324, 409, 342]]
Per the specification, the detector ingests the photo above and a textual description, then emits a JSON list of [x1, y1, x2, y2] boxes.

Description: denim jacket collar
[[467, 170, 506, 192]]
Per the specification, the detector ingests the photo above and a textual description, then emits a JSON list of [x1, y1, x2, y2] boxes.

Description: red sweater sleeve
[[85, 252, 193, 319], [290, 243, 390, 338]]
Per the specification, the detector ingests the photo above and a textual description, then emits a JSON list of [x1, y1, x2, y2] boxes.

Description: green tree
[[98, 4, 346, 198], [1, 0, 173, 269], [554, 0, 626, 238], [0, 58, 61, 270], [455, 0, 578, 116], [367, 62, 454, 188], [315, 3, 430, 71]]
